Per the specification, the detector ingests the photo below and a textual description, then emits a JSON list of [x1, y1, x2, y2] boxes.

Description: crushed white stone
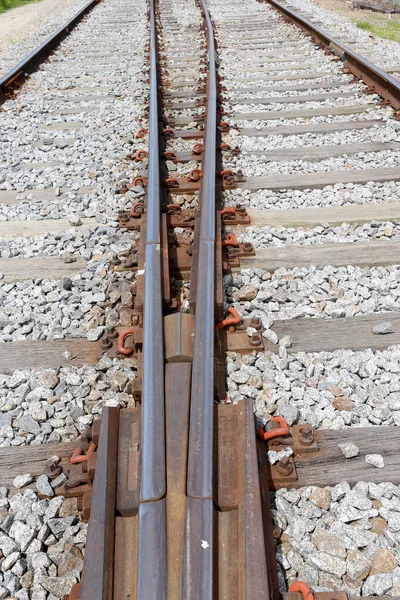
[[338, 442, 359, 459], [12, 474, 34, 489], [365, 454, 385, 469], [273, 482, 400, 594], [373, 321, 394, 335]]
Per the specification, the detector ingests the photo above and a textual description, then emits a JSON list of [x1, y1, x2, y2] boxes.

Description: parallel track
[[0, 0, 100, 101]]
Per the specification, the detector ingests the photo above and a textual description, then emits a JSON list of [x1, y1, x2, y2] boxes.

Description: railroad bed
[[0, 0, 400, 597]]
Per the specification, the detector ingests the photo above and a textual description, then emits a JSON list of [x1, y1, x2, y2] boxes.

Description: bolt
[[101, 335, 112, 350], [107, 326, 118, 341], [243, 242, 253, 253], [276, 456, 293, 476], [250, 317, 261, 330], [45, 456, 62, 480], [236, 203, 246, 216], [298, 425, 314, 446], [111, 255, 121, 266], [82, 425, 92, 439], [249, 332, 261, 347], [123, 256, 138, 269]]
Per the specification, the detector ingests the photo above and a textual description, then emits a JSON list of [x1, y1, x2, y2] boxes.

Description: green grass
[[354, 18, 400, 42], [0, 0, 40, 13]]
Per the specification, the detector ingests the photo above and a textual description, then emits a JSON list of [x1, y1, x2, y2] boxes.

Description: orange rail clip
[[117, 327, 136, 356], [130, 202, 145, 217], [165, 177, 179, 187], [136, 128, 148, 138], [257, 416, 289, 442], [216, 307, 241, 330], [166, 203, 181, 213], [70, 441, 97, 464], [192, 143, 205, 155], [135, 150, 148, 161], [222, 232, 239, 247], [132, 177, 147, 188], [221, 207, 236, 217], [288, 582, 315, 600]]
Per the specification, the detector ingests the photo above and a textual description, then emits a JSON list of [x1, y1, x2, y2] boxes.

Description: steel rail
[[184, 0, 218, 596], [79, 407, 119, 600], [187, 0, 217, 502], [137, 0, 167, 595], [0, 0, 100, 102], [264, 0, 400, 111]]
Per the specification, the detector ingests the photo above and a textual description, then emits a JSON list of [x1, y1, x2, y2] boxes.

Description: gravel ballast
[[274, 482, 400, 596], [0, 0, 147, 595]]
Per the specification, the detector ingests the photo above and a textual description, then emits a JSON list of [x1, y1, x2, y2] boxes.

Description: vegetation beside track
[[0, 0, 40, 15], [354, 17, 400, 41]]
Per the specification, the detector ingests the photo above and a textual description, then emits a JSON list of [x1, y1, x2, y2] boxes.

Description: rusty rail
[[184, 0, 218, 595], [79, 408, 119, 599], [136, 0, 167, 595], [0, 0, 100, 102], [264, 0, 400, 111]]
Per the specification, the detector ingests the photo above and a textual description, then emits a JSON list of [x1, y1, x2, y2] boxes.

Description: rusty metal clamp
[[220, 169, 235, 187], [70, 441, 97, 464], [130, 202, 145, 218], [132, 177, 147, 188], [187, 168, 203, 182], [163, 128, 174, 138], [221, 207, 236, 221], [192, 142, 205, 155], [165, 177, 179, 188], [164, 150, 177, 160], [117, 327, 136, 356], [216, 307, 241, 330], [288, 582, 314, 600], [222, 232, 239, 247], [166, 203, 181, 214], [135, 149, 148, 161], [136, 128, 148, 138], [258, 416, 289, 442]]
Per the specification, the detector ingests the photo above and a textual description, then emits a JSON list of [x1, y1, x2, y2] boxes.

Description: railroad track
[[0, 0, 400, 597]]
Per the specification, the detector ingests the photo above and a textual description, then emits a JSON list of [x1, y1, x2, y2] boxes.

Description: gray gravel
[[233, 220, 400, 249], [274, 482, 400, 595], [227, 345, 400, 429], [227, 264, 400, 321], [0, 487, 86, 599], [224, 180, 400, 211], [0, 357, 136, 447], [224, 149, 400, 178]]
